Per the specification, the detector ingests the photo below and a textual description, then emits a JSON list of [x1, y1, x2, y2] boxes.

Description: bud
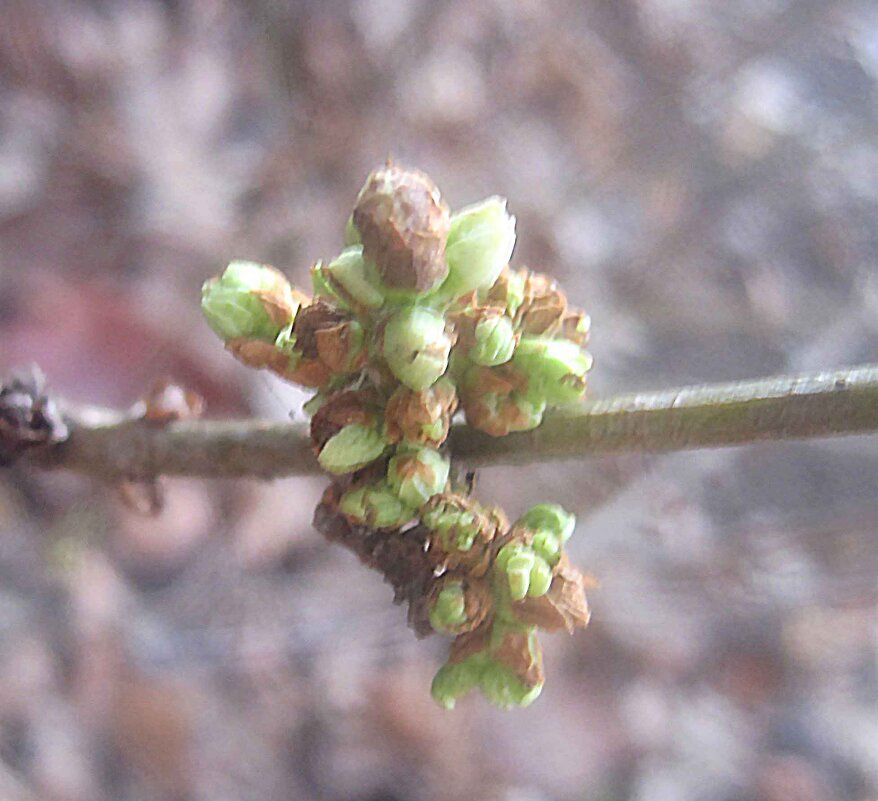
[[560, 310, 591, 346], [478, 624, 544, 709], [514, 272, 568, 336], [352, 162, 450, 293], [431, 654, 485, 710], [382, 307, 453, 391], [383, 378, 458, 447], [516, 503, 576, 544], [512, 336, 592, 406], [386, 445, 450, 508], [438, 197, 516, 302], [495, 543, 553, 600], [480, 267, 526, 316], [470, 314, 516, 366], [201, 261, 297, 342], [339, 480, 416, 529], [317, 422, 389, 475], [428, 582, 467, 634], [315, 246, 385, 311]]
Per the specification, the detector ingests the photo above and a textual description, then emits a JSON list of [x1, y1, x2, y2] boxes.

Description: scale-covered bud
[[387, 445, 450, 508], [438, 197, 516, 302], [512, 336, 592, 406], [317, 423, 389, 475], [422, 493, 506, 577], [428, 579, 492, 636], [314, 246, 385, 311], [339, 480, 416, 529], [470, 314, 516, 366], [344, 214, 361, 247], [480, 267, 526, 317], [382, 307, 453, 391], [431, 654, 485, 710], [352, 162, 450, 293], [201, 261, 297, 342], [384, 378, 458, 447]]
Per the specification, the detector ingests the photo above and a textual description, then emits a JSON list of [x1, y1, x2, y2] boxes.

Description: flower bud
[[339, 480, 416, 529], [383, 378, 458, 447], [201, 261, 297, 342], [517, 503, 576, 544], [495, 543, 553, 600], [382, 307, 452, 391], [386, 445, 450, 508], [478, 625, 544, 709], [352, 162, 450, 293], [316, 246, 385, 311], [480, 267, 526, 316], [344, 214, 361, 247], [438, 197, 516, 302], [428, 583, 468, 634], [317, 422, 389, 475], [431, 654, 485, 710], [470, 314, 516, 366], [512, 336, 592, 406]]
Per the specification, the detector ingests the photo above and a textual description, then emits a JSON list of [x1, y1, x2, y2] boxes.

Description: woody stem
[[19, 364, 878, 480]]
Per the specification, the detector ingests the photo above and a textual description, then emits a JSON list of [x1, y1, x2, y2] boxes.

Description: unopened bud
[[317, 423, 389, 475], [470, 314, 516, 366], [319, 246, 385, 310], [339, 480, 416, 529], [517, 503, 576, 544], [382, 307, 452, 391], [438, 197, 516, 302], [201, 261, 297, 342], [512, 336, 592, 406], [386, 445, 450, 508]]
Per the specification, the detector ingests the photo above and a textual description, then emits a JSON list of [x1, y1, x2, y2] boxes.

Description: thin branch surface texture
[[25, 364, 878, 480]]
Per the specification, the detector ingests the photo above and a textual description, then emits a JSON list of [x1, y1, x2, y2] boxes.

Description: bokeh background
[[2, 1, 878, 799]]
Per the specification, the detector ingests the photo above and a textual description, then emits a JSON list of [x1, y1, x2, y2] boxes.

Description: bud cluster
[[201, 162, 593, 709]]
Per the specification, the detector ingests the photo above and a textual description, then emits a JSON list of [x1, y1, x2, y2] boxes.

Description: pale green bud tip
[[531, 531, 561, 565], [201, 261, 295, 342], [344, 214, 361, 246], [431, 657, 484, 710], [339, 481, 415, 529], [496, 543, 552, 600], [440, 196, 516, 301], [479, 662, 543, 709], [429, 584, 468, 634], [513, 337, 592, 406], [387, 446, 450, 508], [518, 503, 576, 543], [382, 308, 452, 391], [317, 423, 389, 475], [471, 315, 516, 366], [325, 246, 385, 309]]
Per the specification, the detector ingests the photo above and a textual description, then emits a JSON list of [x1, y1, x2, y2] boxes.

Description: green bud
[[429, 583, 468, 635], [387, 446, 450, 508], [512, 336, 592, 406], [422, 502, 480, 552], [317, 423, 389, 475], [470, 315, 516, 366], [323, 246, 385, 310], [531, 531, 561, 565], [382, 307, 452, 391], [527, 556, 553, 598], [478, 660, 543, 709], [505, 549, 536, 600], [201, 261, 296, 342], [438, 197, 516, 302], [310, 260, 346, 308], [431, 655, 486, 710], [496, 543, 552, 600], [517, 503, 576, 544], [339, 480, 415, 529]]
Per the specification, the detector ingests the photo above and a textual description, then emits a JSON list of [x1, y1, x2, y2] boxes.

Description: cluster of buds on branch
[[201, 162, 592, 708]]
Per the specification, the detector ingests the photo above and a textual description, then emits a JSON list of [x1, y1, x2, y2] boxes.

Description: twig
[[19, 364, 878, 480]]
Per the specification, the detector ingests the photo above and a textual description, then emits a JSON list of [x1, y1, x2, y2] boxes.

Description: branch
[[18, 364, 878, 480]]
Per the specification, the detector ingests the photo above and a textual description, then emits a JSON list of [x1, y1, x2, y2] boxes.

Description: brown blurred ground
[[2, 1, 878, 799]]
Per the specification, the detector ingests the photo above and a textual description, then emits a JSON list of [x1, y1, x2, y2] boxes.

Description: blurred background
[[2, 1, 878, 799]]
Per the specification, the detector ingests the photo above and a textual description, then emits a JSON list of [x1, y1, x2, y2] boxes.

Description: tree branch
[[19, 364, 878, 480]]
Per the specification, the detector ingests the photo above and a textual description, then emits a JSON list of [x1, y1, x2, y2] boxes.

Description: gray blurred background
[[2, 1, 878, 799]]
